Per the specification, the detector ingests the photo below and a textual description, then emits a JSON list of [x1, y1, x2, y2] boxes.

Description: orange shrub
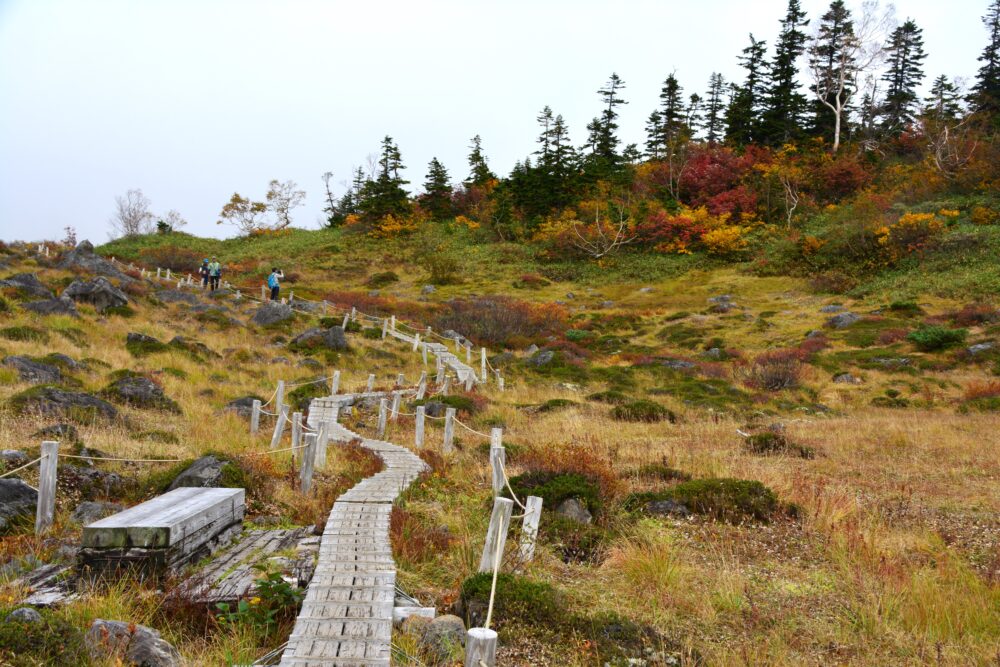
[[971, 206, 1000, 226], [964, 381, 1000, 401]]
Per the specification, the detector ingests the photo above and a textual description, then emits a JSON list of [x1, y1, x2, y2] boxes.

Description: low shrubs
[[414, 393, 479, 415], [907, 326, 967, 352], [433, 296, 567, 348], [0, 607, 90, 666], [361, 326, 382, 339], [611, 399, 675, 423], [626, 478, 786, 523], [743, 431, 814, 459], [125, 335, 169, 357], [630, 462, 691, 483], [389, 506, 454, 566], [0, 326, 48, 343], [535, 398, 577, 413], [587, 389, 630, 404], [287, 380, 329, 411], [959, 381, 1000, 412], [737, 349, 803, 391], [365, 271, 399, 288], [539, 514, 610, 564], [507, 471, 603, 516], [459, 573, 561, 629], [871, 388, 909, 408]]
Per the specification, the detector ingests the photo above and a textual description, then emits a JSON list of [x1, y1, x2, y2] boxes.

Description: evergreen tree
[[326, 167, 367, 226], [644, 111, 664, 158], [924, 75, 963, 123], [971, 0, 1000, 115], [466, 135, 496, 186], [585, 73, 627, 177], [760, 0, 810, 144], [421, 157, 453, 220], [525, 108, 577, 215], [725, 34, 769, 145], [808, 0, 856, 139], [687, 93, 704, 139], [880, 19, 927, 134], [359, 136, 410, 220], [535, 106, 554, 162], [703, 73, 728, 144]]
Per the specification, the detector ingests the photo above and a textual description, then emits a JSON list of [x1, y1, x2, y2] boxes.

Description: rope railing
[[0, 455, 45, 479], [60, 454, 184, 463], [452, 416, 492, 440]]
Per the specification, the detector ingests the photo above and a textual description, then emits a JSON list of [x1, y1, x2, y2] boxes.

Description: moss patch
[[626, 478, 787, 523], [508, 471, 603, 516], [0, 326, 48, 343]]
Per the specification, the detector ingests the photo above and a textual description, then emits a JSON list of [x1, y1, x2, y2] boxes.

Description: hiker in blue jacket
[[267, 268, 284, 301], [199, 259, 210, 288]]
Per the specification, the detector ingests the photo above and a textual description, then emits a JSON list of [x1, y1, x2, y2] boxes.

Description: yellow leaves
[[453, 215, 480, 230], [801, 235, 825, 256], [369, 213, 419, 239], [938, 208, 960, 218], [971, 206, 1000, 226], [702, 225, 749, 255]]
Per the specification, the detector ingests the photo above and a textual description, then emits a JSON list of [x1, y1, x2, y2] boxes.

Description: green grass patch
[[656, 323, 703, 349], [0, 326, 48, 343], [508, 471, 603, 516], [907, 326, 968, 352], [587, 389, 631, 404], [535, 398, 578, 413], [645, 370, 750, 411], [366, 271, 399, 288], [459, 573, 561, 629], [743, 432, 815, 459]]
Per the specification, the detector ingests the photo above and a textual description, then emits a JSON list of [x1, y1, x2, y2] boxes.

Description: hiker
[[208, 256, 222, 291], [267, 268, 284, 301], [198, 259, 210, 288]]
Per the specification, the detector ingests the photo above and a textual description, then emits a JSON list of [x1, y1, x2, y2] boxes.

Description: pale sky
[[0, 0, 987, 242]]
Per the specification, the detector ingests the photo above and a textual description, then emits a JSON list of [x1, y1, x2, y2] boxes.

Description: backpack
[[267, 273, 278, 288]]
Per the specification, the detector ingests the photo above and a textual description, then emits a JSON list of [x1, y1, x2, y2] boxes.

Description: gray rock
[[833, 373, 861, 384], [639, 287, 654, 293], [525, 344, 539, 356], [565, 292, 575, 299], [709, 302, 735, 313], [297, 358, 322, 370], [71, 501, 123, 525], [873, 357, 911, 368], [289, 326, 348, 351], [0, 450, 29, 466], [703, 348, 723, 360], [62, 277, 129, 313], [599, 300, 615, 309], [85, 619, 181, 667], [0, 273, 53, 299], [21, 296, 79, 317], [368, 290, 380, 297], [805, 329, 824, 339], [527, 349, 555, 366], [5, 607, 43, 623], [103, 374, 180, 413], [0, 479, 38, 531], [12, 387, 118, 421], [58, 241, 132, 281], [31, 422, 81, 443], [421, 401, 446, 418], [250, 301, 294, 326], [420, 614, 466, 659], [825, 312, 861, 329], [43, 353, 83, 370], [556, 498, 592, 524], [271, 356, 291, 365], [223, 396, 263, 418], [167, 455, 227, 490], [421, 285, 436, 295], [155, 289, 199, 305], [661, 359, 696, 370], [61, 465, 124, 497], [968, 342, 995, 355], [644, 499, 691, 518], [169, 336, 218, 358], [2, 355, 63, 383], [708, 294, 732, 304], [820, 304, 845, 313]]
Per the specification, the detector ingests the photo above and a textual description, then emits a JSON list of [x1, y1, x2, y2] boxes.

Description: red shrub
[[433, 296, 567, 348], [702, 184, 758, 217], [878, 328, 910, 345], [736, 349, 804, 391], [949, 303, 999, 327], [798, 335, 829, 357], [964, 381, 1000, 400], [811, 154, 871, 202], [637, 210, 707, 247]]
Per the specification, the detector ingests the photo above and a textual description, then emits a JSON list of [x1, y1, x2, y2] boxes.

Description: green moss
[[664, 311, 690, 321], [565, 329, 593, 342], [743, 432, 815, 459], [840, 318, 909, 348], [959, 396, 1000, 412], [0, 607, 91, 666], [361, 327, 382, 339], [587, 390, 630, 404], [0, 326, 48, 343], [103, 304, 136, 318], [194, 309, 234, 328], [459, 573, 561, 628], [414, 393, 477, 414], [536, 398, 577, 412], [814, 346, 917, 375], [631, 463, 691, 482], [888, 301, 924, 317], [656, 323, 703, 349], [366, 271, 399, 288], [626, 478, 785, 523], [125, 337, 169, 357], [287, 381, 329, 411], [539, 513, 610, 564], [508, 471, 603, 515], [611, 400, 675, 423]]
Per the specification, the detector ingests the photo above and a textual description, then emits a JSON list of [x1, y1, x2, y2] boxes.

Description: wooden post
[[289, 290, 294, 303], [281, 297, 287, 304], [465, 628, 498, 667], [235, 289, 241, 300], [366, 373, 375, 393], [413, 333, 421, 352], [442, 375, 451, 395], [390, 315, 396, 331], [261, 284, 267, 301], [315, 421, 329, 470], [275, 380, 286, 411], [518, 496, 544, 563], [300, 433, 316, 494], [342, 312, 350, 329], [177, 279, 183, 289], [498, 375, 505, 392], [464, 372, 475, 392], [489, 428, 505, 498], [166, 268, 171, 280], [331, 403, 341, 424], [416, 371, 427, 400], [350, 306, 357, 321], [414, 406, 425, 447], [270, 404, 289, 449], [322, 300, 329, 315], [291, 412, 303, 451], [396, 373, 405, 387], [436, 358, 444, 384], [478, 496, 513, 572], [481, 348, 487, 383], [35, 441, 59, 534], [156, 267, 161, 279], [422, 344, 428, 365], [443, 407, 456, 454], [390, 392, 401, 421], [466, 345, 472, 363], [381, 318, 388, 339], [250, 400, 261, 434], [377, 398, 388, 438], [330, 371, 340, 395]]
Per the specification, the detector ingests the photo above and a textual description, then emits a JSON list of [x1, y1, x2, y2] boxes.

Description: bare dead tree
[[570, 197, 638, 259], [109, 189, 155, 238], [779, 176, 800, 229], [923, 114, 979, 179], [808, 1, 894, 153], [266, 179, 307, 229], [322, 172, 336, 214]]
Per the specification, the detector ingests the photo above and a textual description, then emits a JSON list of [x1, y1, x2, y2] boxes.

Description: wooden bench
[[78, 487, 245, 579]]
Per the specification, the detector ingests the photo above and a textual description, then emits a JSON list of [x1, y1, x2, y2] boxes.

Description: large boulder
[[223, 395, 263, 418], [289, 326, 348, 351], [71, 501, 123, 525], [2, 356, 63, 383], [250, 301, 294, 326], [526, 349, 555, 367], [0, 273, 53, 299], [167, 455, 227, 490], [421, 401, 446, 418], [102, 374, 180, 413], [62, 277, 129, 313], [21, 296, 80, 317], [57, 241, 132, 281], [420, 614, 466, 660], [0, 479, 37, 531], [10, 386, 118, 421], [85, 619, 181, 667], [825, 312, 861, 329]]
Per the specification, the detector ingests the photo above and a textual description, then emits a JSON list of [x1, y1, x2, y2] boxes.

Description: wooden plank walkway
[[278, 418, 428, 666], [386, 330, 480, 385]]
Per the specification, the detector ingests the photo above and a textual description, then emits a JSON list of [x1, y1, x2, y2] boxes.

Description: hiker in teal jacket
[[267, 268, 284, 301], [208, 256, 222, 291]]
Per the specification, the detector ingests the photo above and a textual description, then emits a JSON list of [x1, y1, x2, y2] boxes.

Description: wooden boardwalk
[[278, 419, 428, 666]]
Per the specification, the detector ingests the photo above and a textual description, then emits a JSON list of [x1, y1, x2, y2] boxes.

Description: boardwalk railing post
[[390, 392, 401, 421], [489, 428, 505, 498], [466, 345, 472, 364], [235, 289, 241, 300], [396, 373, 405, 387], [291, 412, 303, 451], [390, 315, 396, 331], [330, 371, 340, 395], [416, 372, 427, 400], [465, 628, 498, 667], [481, 348, 487, 383], [35, 441, 59, 534], [442, 375, 451, 395], [381, 318, 389, 339], [519, 495, 544, 563], [498, 374, 505, 392], [331, 403, 341, 424], [377, 398, 388, 438], [366, 373, 376, 393], [315, 421, 329, 470], [413, 333, 421, 352], [156, 267, 161, 279], [270, 404, 289, 449], [351, 306, 357, 321], [422, 344, 428, 365], [342, 312, 350, 329], [478, 496, 513, 572], [261, 284, 267, 301], [322, 300, 329, 315], [289, 290, 294, 303], [464, 372, 474, 392], [250, 400, 262, 434], [300, 433, 316, 494], [435, 358, 444, 385], [415, 406, 425, 448], [276, 380, 286, 411], [443, 407, 456, 453], [166, 268, 171, 280]]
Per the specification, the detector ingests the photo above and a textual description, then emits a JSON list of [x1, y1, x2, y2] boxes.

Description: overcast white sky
[[0, 0, 987, 242]]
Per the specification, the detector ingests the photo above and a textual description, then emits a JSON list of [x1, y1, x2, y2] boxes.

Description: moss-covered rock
[[626, 478, 787, 523], [9, 385, 118, 422], [743, 432, 815, 459]]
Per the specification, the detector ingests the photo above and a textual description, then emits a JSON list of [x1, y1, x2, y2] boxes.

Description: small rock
[[169, 336, 218, 358], [103, 374, 180, 413], [368, 290, 380, 297], [421, 285, 436, 295], [271, 356, 291, 365], [31, 423, 81, 443], [661, 359, 696, 370], [420, 614, 466, 659], [556, 382, 581, 392], [0, 273, 53, 299], [419, 401, 446, 418], [805, 329, 824, 339], [0, 450, 29, 466], [2, 355, 63, 383], [297, 358, 322, 369], [703, 348, 723, 359], [873, 357, 911, 368], [0, 479, 38, 531], [12, 386, 118, 421], [645, 499, 691, 518], [250, 301, 294, 326], [21, 296, 80, 317], [599, 300, 615, 309], [556, 498, 592, 524], [708, 294, 732, 304], [565, 292, 575, 299], [167, 455, 227, 490], [62, 277, 129, 313], [401, 614, 432, 635], [639, 287, 654, 293], [968, 342, 995, 355], [525, 344, 539, 355], [833, 373, 861, 384], [5, 607, 43, 623], [71, 501, 123, 525], [709, 302, 735, 313], [820, 304, 845, 313], [825, 312, 861, 329], [85, 619, 181, 667], [527, 349, 555, 366]]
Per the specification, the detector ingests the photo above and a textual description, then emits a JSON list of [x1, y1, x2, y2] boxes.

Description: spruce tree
[[359, 136, 410, 221], [808, 0, 856, 140], [657, 74, 687, 145], [585, 73, 627, 177], [760, 0, 810, 144], [881, 19, 927, 134], [971, 0, 1000, 115], [644, 111, 664, 159], [529, 108, 577, 214], [687, 93, 703, 139], [924, 75, 963, 123], [725, 34, 769, 145], [466, 135, 496, 186], [703, 73, 727, 144], [421, 158, 453, 220]]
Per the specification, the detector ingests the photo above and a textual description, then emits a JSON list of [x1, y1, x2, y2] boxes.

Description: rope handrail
[[285, 376, 331, 388], [260, 383, 280, 408], [483, 509, 504, 631], [264, 443, 309, 454], [60, 454, 184, 463], [497, 458, 527, 511], [452, 416, 491, 439], [0, 455, 45, 479]]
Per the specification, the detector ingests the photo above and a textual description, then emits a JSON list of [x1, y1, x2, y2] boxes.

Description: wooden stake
[[342, 312, 350, 329], [443, 407, 455, 453], [315, 421, 329, 470], [413, 333, 421, 352], [300, 433, 316, 494], [35, 441, 58, 534], [270, 404, 289, 449], [330, 371, 340, 395], [489, 428, 505, 498], [390, 392, 401, 421], [390, 315, 396, 331], [381, 318, 388, 339], [250, 400, 261, 434], [519, 495, 544, 563], [442, 375, 451, 395], [377, 398, 388, 438], [396, 373, 405, 386], [291, 412, 303, 450], [478, 496, 513, 573], [422, 344, 428, 365], [366, 373, 375, 393], [466, 345, 472, 363], [465, 628, 498, 667], [415, 406, 425, 447], [275, 380, 286, 411], [416, 371, 427, 400], [481, 348, 487, 383]]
